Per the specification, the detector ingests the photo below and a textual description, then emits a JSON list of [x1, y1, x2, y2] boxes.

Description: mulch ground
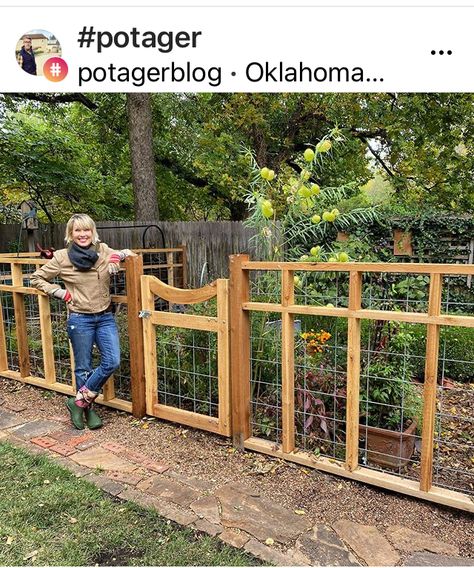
[[1, 378, 473, 560]]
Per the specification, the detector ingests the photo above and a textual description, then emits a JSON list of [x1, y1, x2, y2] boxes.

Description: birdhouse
[[19, 200, 38, 230]]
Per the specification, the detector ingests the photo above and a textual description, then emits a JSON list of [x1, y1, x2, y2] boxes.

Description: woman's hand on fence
[[108, 253, 121, 274], [119, 249, 137, 260], [52, 288, 72, 303]]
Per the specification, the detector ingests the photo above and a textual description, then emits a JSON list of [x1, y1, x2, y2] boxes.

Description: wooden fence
[[229, 256, 474, 513], [0, 252, 473, 513], [140, 275, 231, 436], [0, 250, 185, 417]]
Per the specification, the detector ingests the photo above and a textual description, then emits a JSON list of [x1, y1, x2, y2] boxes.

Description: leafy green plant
[[360, 322, 423, 432], [243, 130, 380, 263]]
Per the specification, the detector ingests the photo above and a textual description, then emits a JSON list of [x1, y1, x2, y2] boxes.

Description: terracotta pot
[[359, 420, 417, 469]]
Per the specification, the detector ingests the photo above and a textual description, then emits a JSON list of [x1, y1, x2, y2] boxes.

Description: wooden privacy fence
[[0, 249, 186, 416]]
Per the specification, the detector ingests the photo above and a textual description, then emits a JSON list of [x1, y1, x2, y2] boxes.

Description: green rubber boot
[[66, 398, 85, 430], [84, 406, 103, 430]]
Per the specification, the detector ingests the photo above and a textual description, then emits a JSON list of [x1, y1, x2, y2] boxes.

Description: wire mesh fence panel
[[1, 291, 19, 372], [249, 270, 281, 304], [50, 296, 72, 386], [24, 294, 43, 379], [431, 320, 474, 495], [155, 322, 219, 418], [358, 320, 425, 482], [441, 274, 474, 317], [295, 316, 348, 461], [112, 305, 132, 402], [361, 272, 430, 313], [250, 311, 282, 444], [294, 271, 350, 308]]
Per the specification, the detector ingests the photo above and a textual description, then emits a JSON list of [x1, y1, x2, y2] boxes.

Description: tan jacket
[[30, 243, 118, 313]]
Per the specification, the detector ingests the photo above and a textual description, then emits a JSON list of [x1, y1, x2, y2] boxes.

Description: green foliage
[[243, 131, 380, 262], [404, 325, 474, 383], [2, 92, 472, 222], [154, 300, 219, 415], [360, 322, 423, 431]]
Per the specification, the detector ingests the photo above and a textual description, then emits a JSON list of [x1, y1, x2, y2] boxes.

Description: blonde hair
[[65, 214, 100, 245]]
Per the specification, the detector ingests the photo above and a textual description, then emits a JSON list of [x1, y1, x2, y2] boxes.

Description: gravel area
[[1, 379, 473, 560]]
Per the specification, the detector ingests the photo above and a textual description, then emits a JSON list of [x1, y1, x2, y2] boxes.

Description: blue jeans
[[67, 312, 120, 394]]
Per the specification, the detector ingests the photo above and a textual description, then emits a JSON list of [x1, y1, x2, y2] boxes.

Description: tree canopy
[[0, 92, 472, 223]]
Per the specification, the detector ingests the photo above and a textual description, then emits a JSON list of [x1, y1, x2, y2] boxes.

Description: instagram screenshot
[[0, 2, 473, 566]]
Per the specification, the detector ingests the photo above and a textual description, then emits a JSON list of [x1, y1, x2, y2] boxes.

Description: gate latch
[[139, 310, 151, 319]]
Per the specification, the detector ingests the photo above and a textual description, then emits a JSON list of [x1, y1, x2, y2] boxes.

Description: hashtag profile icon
[[78, 26, 96, 48], [50, 62, 61, 77], [43, 57, 68, 82]]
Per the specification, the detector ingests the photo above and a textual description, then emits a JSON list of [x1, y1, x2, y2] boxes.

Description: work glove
[[108, 252, 121, 274], [52, 288, 72, 303]]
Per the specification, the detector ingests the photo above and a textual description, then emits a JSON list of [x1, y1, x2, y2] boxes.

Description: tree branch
[[7, 93, 98, 111]]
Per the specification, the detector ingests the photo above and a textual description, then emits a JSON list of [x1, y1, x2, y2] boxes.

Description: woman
[[31, 214, 135, 430]]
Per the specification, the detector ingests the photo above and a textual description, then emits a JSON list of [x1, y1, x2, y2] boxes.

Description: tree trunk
[[126, 93, 159, 221]]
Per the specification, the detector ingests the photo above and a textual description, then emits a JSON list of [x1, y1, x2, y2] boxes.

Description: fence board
[[346, 271, 362, 472], [11, 265, 30, 378], [281, 269, 295, 454], [420, 273, 442, 492]]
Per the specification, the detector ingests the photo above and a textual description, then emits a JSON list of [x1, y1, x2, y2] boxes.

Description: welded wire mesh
[[24, 294, 43, 379], [50, 296, 71, 385], [155, 320, 219, 417], [362, 272, 430, 312], [295, 317, 348, 460], [111, 305, 132, 402], [295, 270, 350, 308], [358, 320, 424, 481], [0, 291, 18, 372], [250, 310, 282, 443]]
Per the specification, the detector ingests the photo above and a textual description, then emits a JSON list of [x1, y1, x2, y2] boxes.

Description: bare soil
[[1, 379, 473, 561]]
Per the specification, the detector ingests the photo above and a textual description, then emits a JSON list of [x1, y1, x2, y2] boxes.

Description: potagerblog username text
[[77, 27, 384, 87]]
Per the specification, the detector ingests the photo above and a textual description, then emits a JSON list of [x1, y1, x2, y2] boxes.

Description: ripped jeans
[[67, 312, 120, 393]]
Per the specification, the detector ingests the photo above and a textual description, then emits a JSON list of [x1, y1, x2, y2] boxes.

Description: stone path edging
[[1, 405, 472, 567]]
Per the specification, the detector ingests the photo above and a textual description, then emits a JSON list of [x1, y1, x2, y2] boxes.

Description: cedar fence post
[[126, 254, 146, 418], [229, 254, 250, 449]]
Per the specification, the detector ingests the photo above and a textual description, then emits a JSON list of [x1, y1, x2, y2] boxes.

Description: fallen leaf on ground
[[6, 536, 13, 545], [68, 517, 78, 524], [294, 509, 306, 515], [23, 550, 39, 561]]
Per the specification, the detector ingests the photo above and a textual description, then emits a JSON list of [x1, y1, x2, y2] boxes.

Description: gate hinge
[[139, 310, 151, 319]]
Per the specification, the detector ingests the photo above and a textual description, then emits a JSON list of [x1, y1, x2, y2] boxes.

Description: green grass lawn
[[0, 442, 261, 566]]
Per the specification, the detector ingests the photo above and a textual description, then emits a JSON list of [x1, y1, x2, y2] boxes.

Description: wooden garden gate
[[140, 275, 231, 436]]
